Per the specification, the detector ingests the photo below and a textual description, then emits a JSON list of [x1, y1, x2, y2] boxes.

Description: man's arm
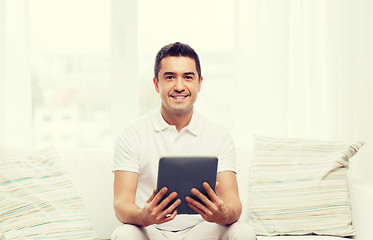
[[185, 171, 242, 225], [113, 171, 181, 226], [216, 171, 242, 223]]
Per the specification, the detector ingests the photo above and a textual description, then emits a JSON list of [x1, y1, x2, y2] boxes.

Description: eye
[[165, 75, 174, 80], [185, 75, 193, 80]]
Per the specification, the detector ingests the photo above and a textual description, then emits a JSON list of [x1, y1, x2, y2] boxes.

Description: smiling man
[[154, 54, 201, 132], [111, 42, 256, 240]]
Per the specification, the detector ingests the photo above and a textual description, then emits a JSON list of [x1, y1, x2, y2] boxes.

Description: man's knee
[[111, 224, 148, 240], [223, 221, 256, 240]]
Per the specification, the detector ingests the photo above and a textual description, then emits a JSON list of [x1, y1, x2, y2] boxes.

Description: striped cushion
[[248, 136, 364, 237], [0, 146, 97, 240]]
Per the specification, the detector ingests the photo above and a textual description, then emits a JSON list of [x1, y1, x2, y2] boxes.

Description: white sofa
[[55, 147, 373, 240]]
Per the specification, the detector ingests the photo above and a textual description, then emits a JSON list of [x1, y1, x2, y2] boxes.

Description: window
[[7, 0, 236, 148], [30, 0, 111, 148]]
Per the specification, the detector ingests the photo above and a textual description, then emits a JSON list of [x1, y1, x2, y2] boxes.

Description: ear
[[153, 77, 160, 93], [198, 76, 203, 92]]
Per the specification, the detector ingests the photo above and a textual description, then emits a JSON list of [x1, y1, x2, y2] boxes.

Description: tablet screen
[[156, 156, 218, 214]]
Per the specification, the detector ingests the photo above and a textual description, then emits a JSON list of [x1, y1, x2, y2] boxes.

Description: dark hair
[[154, 42, 201, 81]]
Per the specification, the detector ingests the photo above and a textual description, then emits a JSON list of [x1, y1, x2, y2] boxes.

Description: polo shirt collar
[[151, 108, 203, 136], [152, 109, 170, 132]]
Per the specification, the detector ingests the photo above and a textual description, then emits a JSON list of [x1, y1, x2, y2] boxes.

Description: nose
[[174, 77, 185, 92]]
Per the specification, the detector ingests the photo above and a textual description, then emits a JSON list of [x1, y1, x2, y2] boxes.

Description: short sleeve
[[112, 125, 140, 173], [217, 131, 237, 173]]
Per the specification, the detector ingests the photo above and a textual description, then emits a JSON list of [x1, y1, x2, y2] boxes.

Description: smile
[[171, 95, 188, 100]]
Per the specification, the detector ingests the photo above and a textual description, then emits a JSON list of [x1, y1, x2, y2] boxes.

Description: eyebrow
[[184, 72, 195, 76], [163, 72, 195, 76], [163, 72, 175, 76]]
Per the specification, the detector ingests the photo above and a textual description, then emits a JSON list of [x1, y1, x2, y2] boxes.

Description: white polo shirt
[[113, 109, 236, 231]]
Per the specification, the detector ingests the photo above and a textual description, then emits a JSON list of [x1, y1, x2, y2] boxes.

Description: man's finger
[[159, 198, 181, 219], [186, 195, 211, 215], [161, 209, 178, 224], [191, 188, 213, 207], [203, 182, 219, 202], [187, 202, 204, 215], [151, 187, 168, 206], [157, 191, 178, 212], [146, 188, 157, 204], [186, 199, 211, 219]]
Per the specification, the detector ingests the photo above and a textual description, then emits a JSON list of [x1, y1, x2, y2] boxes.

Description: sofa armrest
[[349, 180, 373, 240]]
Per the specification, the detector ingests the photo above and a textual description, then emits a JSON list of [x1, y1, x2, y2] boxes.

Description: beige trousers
[[111, 221, 256, 240]]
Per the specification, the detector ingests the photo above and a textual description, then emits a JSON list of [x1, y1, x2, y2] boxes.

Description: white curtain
[[0, 0, 32, 147], [234, 0, 373, 181]]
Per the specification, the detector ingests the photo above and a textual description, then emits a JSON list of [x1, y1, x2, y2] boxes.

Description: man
[[111, 42, 256, 239]]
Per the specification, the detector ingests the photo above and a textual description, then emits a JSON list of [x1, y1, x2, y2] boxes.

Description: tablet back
[[156, 156, 218, 214]]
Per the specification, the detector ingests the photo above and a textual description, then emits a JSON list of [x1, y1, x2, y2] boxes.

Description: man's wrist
[[220, 202, 241, 225], [136, 208, 150, 227]]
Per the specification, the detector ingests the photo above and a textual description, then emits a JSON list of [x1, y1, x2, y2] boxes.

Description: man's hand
[[140, 187, 181, 227], [185, 182, 233, 225]]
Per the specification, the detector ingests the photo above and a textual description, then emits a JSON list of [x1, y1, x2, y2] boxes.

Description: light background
[[1, 0, 372, 181]]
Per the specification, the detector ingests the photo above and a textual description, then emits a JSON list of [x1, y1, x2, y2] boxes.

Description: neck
[[160, 107, 194, 132]]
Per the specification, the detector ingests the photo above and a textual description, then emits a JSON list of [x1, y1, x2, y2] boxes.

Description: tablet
[[156, 156, 218, 214]]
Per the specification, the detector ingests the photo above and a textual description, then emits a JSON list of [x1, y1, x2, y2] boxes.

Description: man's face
[[153, 56, 202, 116]]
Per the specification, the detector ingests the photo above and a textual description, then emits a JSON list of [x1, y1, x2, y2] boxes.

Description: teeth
[[172, 96, 186, 99]]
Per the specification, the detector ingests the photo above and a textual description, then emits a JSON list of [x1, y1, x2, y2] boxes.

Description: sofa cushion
[[248, 135, 363, 237], [257, 236, 349, 240], [58, 148, 120, 239], [0, 146, 97, 239]]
